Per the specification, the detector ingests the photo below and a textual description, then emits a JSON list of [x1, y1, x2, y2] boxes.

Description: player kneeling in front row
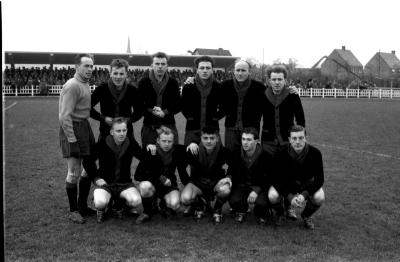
[[269, 125, 325, 229], [134, 126, 189, 224], [181, 126, 234, 224], [229, 127, 274, 224], [93, 118, 143, 223]]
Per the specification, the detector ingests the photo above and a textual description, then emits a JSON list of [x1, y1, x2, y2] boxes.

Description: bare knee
[[180, 186, 194, 205], [215, 184, 231, 199], [66, 158, 81, 184], [122, 188, 142, 208], [268, 186, 281, 204], [66, 172, 80, 184], [93, 189, 110, 210], [125, 194, 142, 208], [180, 191, 192, 205], [139, 181, 155, 198], [80, 169, 88, 178], [312, 188, 325, 206], [166, 192, 180, 210]]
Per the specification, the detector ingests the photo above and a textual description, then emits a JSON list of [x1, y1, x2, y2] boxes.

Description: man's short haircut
[[157, 125, 174, 138], [194, 56, 215, 68], [289, 125, 306, 136], [152, 52, 169, 63], [111, 117, 128, 128], [201, 125, 219, 136], [74, 53, 94, 65], [242, 127, 259, 140], [266, 64, 288, 79], [234, 59, 251, 70], [110, 58, 129, 71]]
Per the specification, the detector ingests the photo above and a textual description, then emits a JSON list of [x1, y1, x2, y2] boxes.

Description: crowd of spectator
[[3, 66, 232, 89], [4, 66, 391, 95]]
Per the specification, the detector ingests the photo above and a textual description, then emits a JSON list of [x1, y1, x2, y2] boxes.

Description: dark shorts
[[59, 119, 95, 158], [190, 179, 218, 200], [154, 183, 178, 198], [289, 178, 315, 196], [141, 124, 179, 147], [96, 183, 136, 198]]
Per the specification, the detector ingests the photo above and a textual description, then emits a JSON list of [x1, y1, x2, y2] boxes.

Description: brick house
[[321, 46, 363, 80], [364, 51, 400, 79]]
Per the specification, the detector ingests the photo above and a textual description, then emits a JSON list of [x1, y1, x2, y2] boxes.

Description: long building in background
[[4, 51, 238, 71]]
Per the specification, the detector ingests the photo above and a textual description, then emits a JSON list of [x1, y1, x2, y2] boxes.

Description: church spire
[[126, 36, 131, 54]]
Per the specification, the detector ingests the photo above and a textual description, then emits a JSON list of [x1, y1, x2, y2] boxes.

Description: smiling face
[[110, 66, 127, 88], [110, 122, 127, 145], [201, 133, 218, 151], [197, 61, 213, 80], [234, 61, 250, 82], [269, 72, 286, 94], [289, 130, 307, 153], [75, 56, 94, 80]]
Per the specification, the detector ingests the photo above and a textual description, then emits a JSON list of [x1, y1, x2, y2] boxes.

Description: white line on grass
[[314, 143, 400, 160], [3, 102, 17, 111]]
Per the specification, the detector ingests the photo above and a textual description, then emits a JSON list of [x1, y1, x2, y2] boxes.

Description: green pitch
[[4, 97, 400, 261]]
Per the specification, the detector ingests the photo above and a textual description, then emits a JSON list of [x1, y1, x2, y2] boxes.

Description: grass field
[[4, 97, 400, 262]]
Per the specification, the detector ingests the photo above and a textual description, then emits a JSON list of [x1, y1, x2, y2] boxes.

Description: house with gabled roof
[[190, 48, 232, 56], [321, 46, 363, 80], [364, 51, 400, 79]]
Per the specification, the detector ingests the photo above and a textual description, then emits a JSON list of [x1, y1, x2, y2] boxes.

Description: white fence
[[2, 85, 96, 96], [298, 88, 400, 99], [2, 85, 400, 99]]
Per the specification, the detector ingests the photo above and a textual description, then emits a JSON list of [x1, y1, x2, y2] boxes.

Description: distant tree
[[273, 58, 282, 64], [287, 58, 298, 72]]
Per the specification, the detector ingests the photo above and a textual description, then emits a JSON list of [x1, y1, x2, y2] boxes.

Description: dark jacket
[[261, 91, 305, 143], [221, 79, 266, 130], [90, 82, 143, 138], [134, 145, 190, 187], [137, 75, 181, 126], [95, 136, 143, 185], [181, 81, 225, 130], [187, 146, 235, 188], [272, 144, 324, 198], [232, 145, 274, 194]]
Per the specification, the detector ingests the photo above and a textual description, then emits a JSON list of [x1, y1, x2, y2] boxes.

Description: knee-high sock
[[271, 199, 285, 216], [214, 196, 228, 214], [66, 182, 78, 212], [78, 176, 91, 209], [142, 197, 154, 216], [301, 200, 320, 218], [284, 197, 291, 210], [159, 198, 167, 210], [113, 197, 124, 210], [192, 196, 206, 211], [82, 155, 97, 180]]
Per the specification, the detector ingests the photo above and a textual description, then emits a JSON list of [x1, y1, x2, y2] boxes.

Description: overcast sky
[[2, 0, 400, 68]]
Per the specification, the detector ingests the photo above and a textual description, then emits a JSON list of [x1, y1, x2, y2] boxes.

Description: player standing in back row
[[59, 54, 97, 223]]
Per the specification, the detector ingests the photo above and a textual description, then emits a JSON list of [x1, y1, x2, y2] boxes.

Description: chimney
[[392, 50, 396, 55], [342, 46, 346, 50]]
